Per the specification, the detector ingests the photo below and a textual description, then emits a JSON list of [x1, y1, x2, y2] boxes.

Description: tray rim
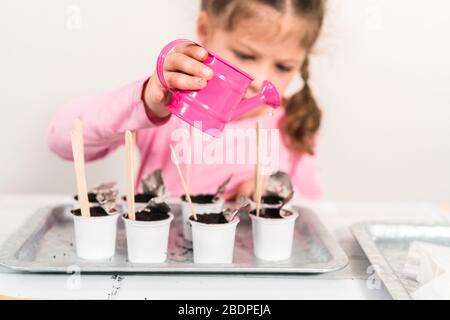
[[351, 221, 450, 300], [0, 204, 348, 274]]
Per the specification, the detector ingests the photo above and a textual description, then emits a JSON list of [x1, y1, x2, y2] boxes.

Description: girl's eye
[[276, 64, 294, 73], [234, 50, 256, 61]]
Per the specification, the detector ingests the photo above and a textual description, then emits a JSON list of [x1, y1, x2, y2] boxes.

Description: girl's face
[[197, 7, 308, 101]]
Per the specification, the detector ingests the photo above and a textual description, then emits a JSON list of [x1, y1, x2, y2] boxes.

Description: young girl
[[48, 0, 325, 201]]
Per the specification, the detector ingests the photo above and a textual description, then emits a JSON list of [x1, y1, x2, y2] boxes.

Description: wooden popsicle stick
[[170, 144, 198, 221], [71, 119, 90, 218], [256, 172, 264, 217], [255, 122, 264, 217], [186, 126, 193, 191], [254, 122, 260, 201], [125, 130, 136, 221], [186, 160, 192, 193]]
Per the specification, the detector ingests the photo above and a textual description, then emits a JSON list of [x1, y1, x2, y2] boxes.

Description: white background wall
[[0, 0, 449, 202]]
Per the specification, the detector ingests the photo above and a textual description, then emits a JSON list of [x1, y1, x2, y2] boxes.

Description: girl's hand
[[223, 178, 257, 201], [143, 44, 214, 118]]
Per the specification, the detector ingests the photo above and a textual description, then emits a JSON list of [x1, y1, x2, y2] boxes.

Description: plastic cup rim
[[189, 217, 240, 229], [249, 211, 299, 223], [180, 196, 225, 206], [121, 212, 174, 226], [72, 211, 120, 222]]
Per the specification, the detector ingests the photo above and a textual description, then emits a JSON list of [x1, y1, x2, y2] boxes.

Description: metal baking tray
[[0, 203, 348, 274], [352, 222, 450, 300]]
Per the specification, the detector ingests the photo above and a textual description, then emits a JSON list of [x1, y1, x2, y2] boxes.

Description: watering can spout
[[231, 81, 282, 121]]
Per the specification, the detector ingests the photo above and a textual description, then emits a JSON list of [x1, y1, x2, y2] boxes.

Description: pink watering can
[[156, 39, 281, 137]]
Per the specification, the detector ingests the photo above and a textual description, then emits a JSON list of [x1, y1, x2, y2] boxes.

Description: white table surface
[[0, 194, 448, 300]]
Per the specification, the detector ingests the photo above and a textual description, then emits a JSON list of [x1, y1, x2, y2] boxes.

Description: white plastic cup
[[122, 213, 173, 263], [190, 218, 239, 264], [72, 213, 120, 260], [181, 197, 225, 241], [250, 211, 299, 261]]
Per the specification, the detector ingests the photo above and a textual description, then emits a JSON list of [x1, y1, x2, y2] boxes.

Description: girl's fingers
[[175, 44, 209, 61], [166, 52, 213, 79], [165, 72, 208, 91]]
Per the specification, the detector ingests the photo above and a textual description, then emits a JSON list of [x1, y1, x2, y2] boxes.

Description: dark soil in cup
[[125, 211, 169, 222], [74, 193, 98, 203], [181, 194, 216, 204], [71, 206, 109, 217], [250, 208, 285, 219], [122, 193, 157, 203], [262, 195, 284, 205], [124, 202, 170, 222], [189, 213, 228, 225]]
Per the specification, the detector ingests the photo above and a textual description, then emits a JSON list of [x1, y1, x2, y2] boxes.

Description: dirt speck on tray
[[189, 213, 228, 224], [71, 206, 109, 217], [181, 194, 216, 204]]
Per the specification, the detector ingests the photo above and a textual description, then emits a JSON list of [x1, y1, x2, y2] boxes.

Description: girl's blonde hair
[[201, 0, 325, 155]]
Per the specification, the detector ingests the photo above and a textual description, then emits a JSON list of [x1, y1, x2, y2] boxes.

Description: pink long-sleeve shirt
[[47, 79, 321, 199]]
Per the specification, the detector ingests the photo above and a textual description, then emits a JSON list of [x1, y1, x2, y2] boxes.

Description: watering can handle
[[156, 39, 201, 93]]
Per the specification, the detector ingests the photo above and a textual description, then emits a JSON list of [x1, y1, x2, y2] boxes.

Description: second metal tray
[[0, 203, 348, 274], [352, 222, 450, 300]]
